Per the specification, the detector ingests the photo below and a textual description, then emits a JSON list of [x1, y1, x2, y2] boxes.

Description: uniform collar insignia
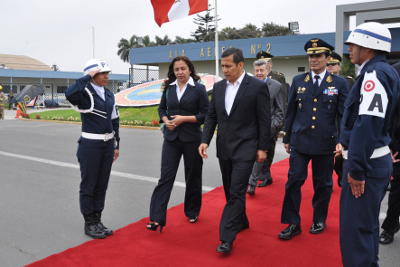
[[304, 74, 310, 82], [327, 75, 332, 83]]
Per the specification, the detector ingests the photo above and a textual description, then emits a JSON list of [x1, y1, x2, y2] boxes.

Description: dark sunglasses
[[326, 63, 339, 67]]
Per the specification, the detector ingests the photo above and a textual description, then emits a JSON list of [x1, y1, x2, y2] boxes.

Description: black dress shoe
[[258, 179, 273, 187], [216, 242, 232, 254], [278, 224, 301, 240], [309, 222, 327, 234], [247, 185, 255, 195], [379, 225, 400, 245]]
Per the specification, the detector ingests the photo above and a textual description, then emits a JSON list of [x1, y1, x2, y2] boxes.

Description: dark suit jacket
[[389, 62, 400, 153], [158, 81, 209, 143], [266, 78, 284, 136], [201, 73, 271, 162]]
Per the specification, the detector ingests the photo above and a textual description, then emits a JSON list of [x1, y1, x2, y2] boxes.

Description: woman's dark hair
[[162, 56, 200, 91]]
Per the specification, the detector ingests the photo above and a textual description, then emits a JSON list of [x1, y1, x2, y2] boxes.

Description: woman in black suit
[[147, 56, 209, 232]]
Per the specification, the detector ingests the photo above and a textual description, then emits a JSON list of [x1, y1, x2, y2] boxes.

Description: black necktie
[[313, 75, 320, 94]]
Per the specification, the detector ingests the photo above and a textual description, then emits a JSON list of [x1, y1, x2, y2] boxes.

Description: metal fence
[[128, 67, 159, 88]]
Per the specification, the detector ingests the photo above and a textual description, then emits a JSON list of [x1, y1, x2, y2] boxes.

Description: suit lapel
[[169, 84, 179, 105], [219, 80, 228, 116], [229, 73, 249, 116], [179, 83, 196, 106], [266, 78, 273, 92]]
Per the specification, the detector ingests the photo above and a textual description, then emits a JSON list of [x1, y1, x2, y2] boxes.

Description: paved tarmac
[[0, 109, 399, 266]]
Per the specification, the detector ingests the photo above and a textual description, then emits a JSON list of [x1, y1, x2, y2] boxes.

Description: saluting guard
[[279, 39, 349, 240], [337, 22, 400, 267], [65, 59, 120, 239]]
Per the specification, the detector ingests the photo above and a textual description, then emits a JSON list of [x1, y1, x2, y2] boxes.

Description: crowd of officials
[[64, 21, 400, 267]]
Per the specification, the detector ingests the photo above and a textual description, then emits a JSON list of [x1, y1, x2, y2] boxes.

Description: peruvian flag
[[151, 0, 208, 27]]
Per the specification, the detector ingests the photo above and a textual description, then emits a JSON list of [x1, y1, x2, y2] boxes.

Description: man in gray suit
[[247, 59, 284, 195]]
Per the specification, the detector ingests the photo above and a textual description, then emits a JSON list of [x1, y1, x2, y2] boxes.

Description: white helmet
[[83, 59, 112, 76], [344, 22, 391, 53]]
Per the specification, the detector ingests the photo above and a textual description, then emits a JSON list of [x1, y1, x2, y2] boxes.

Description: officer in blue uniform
[[65, 59, 120, 239], [278, 39, 349, 240], [337, 22, 400, 267]]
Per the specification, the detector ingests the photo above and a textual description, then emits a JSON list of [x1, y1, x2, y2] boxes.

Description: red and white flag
[[151, 0, 208, 27]]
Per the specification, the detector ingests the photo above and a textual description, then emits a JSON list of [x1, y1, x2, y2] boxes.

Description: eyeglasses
[[326, 63, 339, 67]]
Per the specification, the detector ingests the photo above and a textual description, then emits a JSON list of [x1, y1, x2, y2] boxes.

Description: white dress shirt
[[225, 71, 246, 115], [311, 69, 326, 86], [170, 76, 195, 102], [91, 82, 105, 101]]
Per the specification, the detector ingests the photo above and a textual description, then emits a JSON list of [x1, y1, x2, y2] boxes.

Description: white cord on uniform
[[70, 87, 107, 119]]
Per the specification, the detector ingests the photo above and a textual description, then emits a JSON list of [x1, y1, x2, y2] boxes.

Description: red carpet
[[26, 158, 342, 267]]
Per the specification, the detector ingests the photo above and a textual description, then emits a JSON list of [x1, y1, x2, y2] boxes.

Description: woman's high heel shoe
[[147, 222, 163, 233]]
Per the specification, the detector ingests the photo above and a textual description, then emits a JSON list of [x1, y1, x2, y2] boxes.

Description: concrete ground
[[0, 108, 399, 266]]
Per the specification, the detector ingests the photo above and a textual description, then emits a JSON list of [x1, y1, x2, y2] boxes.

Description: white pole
[[92, 26, 95, 58], [214, 0, 219, 82]]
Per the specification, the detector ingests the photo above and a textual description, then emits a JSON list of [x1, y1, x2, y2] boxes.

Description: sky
[[1, 0, 390, 74]]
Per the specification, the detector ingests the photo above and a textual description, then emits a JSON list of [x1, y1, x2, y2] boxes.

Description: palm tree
[[155, 35, 172, 46], [117, 35, 140, 63], [141, 35, 155, 47]]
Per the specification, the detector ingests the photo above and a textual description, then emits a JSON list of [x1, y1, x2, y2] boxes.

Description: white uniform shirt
[[91, 82, 105, 101], [311, 69, 326, 86]]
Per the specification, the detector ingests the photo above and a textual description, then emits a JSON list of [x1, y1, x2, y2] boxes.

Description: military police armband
[[359, 70, 388, 118]]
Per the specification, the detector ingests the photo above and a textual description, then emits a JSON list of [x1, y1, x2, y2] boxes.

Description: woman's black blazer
[[158, 81, 209, 142]]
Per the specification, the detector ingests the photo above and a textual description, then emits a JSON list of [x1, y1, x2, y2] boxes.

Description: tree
[[117, 35, 141, 63], [191, 5, 219, 42], [172, 36, 195, 44], [141, 35, 155, 47], [217, 25, 260, 41], [155, 35, 172, 46], [261, 22, 297, 37], [340, 55, 356, 78]]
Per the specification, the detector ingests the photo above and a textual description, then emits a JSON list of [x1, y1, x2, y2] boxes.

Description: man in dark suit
[[279, 39, 348, 240], [199, 47, 271, 254], [247, 58, 284, 195], [379, 61, 400, 245]]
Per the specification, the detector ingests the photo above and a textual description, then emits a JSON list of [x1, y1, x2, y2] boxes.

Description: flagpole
[[214, 0, 219, 82]]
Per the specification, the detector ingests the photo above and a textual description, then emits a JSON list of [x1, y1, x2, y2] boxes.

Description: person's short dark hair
[[221, 47, 244, 64]]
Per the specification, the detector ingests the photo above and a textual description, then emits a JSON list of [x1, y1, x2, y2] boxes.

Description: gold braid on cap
[[329, 59, 340, 64], [306, 47, 331, 54]]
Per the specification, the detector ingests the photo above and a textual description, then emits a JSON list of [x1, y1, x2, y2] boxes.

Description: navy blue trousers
[[340, 154, 392, 267], [218, 159, 253, 244], [77, 138, 114, 216], [281, 149, 334, 225], [149, 138, 203, 226]]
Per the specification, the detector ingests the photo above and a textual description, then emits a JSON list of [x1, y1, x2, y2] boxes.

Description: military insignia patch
[[304, 75, 310, 82], [327, 75, 332, 83], [323, 88, 338, 95]]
